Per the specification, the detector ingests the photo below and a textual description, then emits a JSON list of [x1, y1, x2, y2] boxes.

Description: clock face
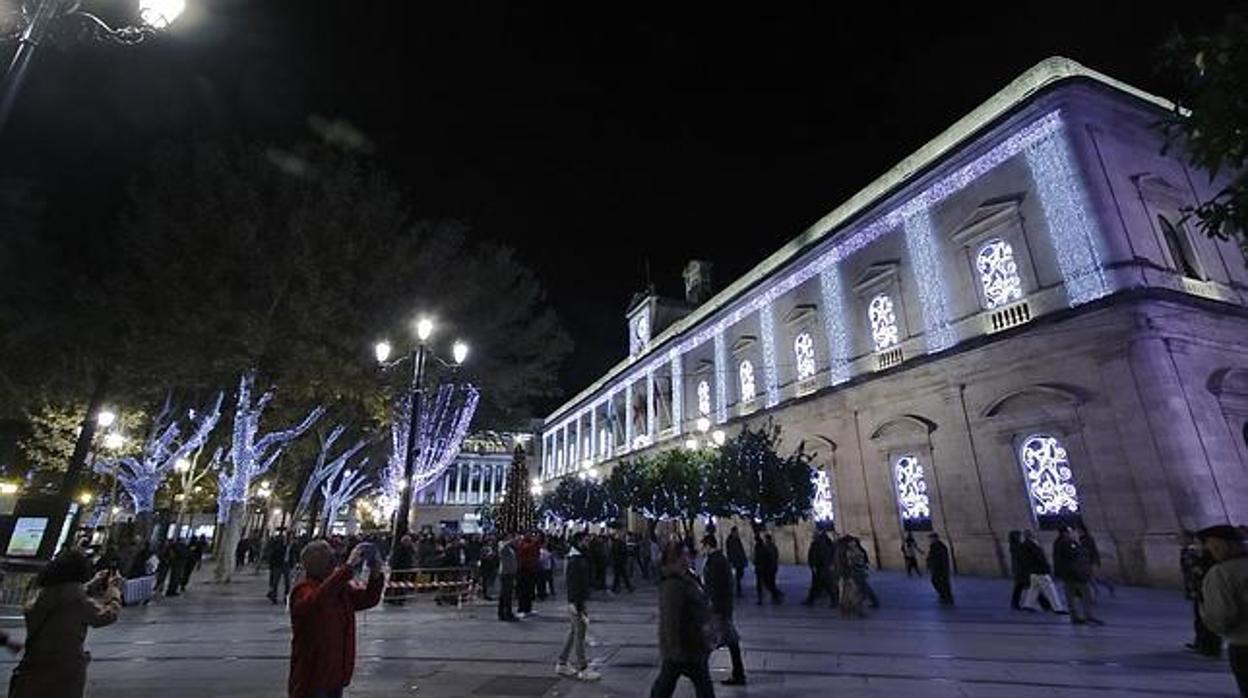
[[634, 315, 649, 343]]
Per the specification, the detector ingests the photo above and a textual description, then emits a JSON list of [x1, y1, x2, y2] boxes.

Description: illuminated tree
[[705, 420, 816, 532], [496, 445, 536, 534], [296, 425, 368, 530]]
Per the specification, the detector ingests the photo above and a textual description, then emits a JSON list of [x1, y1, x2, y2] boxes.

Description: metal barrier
[[0, 568, 38, 610], [122, 575, 157, 606], [385, 567, 476, 607]]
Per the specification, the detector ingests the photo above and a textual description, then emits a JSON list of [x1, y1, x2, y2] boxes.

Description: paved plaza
[[0, 565, 1238, 697]]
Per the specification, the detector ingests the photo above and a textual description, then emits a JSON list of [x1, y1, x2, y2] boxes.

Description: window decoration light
[[893, 454, 932, 530], [1019, 434, 1081, 528], [904, 210, 956, 353], [812, 469, 834, 523], [819, 265, 851, 386], [760, 302, 780, 407], [976, 238, 1024, 308], [697, 380, 712, 417], [794, 331, 817, 382], [738, 360, 756, 404], [868, 294, 900, 352]]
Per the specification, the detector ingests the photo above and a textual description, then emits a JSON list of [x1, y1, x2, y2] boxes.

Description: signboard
[[7, 517, 49, 557]]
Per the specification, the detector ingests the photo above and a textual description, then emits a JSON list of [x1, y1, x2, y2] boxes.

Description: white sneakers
[[555, 664, 601, 682]]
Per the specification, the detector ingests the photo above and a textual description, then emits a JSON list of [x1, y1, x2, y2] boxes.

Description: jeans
[[1022, 574, 1066, 612], [931, 573, 954, 604], [558, 604, 588, 670], [904, 556, 921, 576], [517, 570, 535, 614], [498, 574, 515, 619], [612, 563, 633, 592], [732, 565, 745, 598], [309, 690, 343, 698], [650, 659, 715, 698], [268, 565, 289, 600], [1193, 599, 1223, 655]]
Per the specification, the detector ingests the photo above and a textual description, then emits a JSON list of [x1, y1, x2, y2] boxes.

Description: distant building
[[410, 430, 536, 534], [539, 58, 1247, 587]]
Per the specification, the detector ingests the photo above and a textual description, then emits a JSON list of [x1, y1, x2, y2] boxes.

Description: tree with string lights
[[705, 420, 816, 533], [296, 425, 369, 533], [496, 445, 537, 535], [215, 372, 323, 583]]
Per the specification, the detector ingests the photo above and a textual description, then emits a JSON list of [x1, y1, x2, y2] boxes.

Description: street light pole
[[390, 340, 426, 552]]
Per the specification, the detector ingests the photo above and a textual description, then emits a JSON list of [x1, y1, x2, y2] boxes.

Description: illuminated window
[[738, 360, 756, 403], [794, 332, 816, 381], [976, 238, 1024, 309], [893, 454, 932, 530], [869, 294, 899, 351], [696, 380, 711, 417], [1019, 434, 1080, 529]]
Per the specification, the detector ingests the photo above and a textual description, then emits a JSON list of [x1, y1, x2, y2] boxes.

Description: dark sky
[[0, 1, 1236, 414]]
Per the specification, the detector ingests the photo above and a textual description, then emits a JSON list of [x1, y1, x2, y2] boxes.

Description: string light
[[379, 383, 480, 517], [904, 209, 956, 353], [760, 301, 780, 407], [819, 265, 851, 386]]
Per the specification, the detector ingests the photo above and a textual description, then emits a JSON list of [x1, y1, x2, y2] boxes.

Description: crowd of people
[[5, 520, 1246, 698]]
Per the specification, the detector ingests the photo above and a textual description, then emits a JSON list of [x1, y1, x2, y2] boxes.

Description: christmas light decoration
[[794, 332, 816, 382], [94, 393, 223, 514], [738, 360, 756, 404], [904, 209, 956, 353], [1019, 434, 1080, 523], [497, 446, 537, 534], [714, 331, 728, 424], [869, 294, 899, 351], [320, 464, 372, 533], [976, 238, 1024, 308], [670, 350, 684, 435], [893, 454, 932, 529], [812, 469, 834, 523], [760, 301, 780, 407], [217, 372, 324, 522], [298, 425, 368, 521], [381, 382, 480, 515], [819, 266, 851, 386], [697, 380, 711, 417]]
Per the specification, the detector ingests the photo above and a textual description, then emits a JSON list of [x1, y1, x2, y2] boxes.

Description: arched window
[[812, 469, 835, 523], [738, 360, 756, 404], [1019, 433, 1081, 529], [794, 332, 817, 381], [869, 294, 899, 351], [1158, 215, 1201, 279], [893, 454, 932, 530], [975, 238, 1024, 309], [697, 380, 712, 417]]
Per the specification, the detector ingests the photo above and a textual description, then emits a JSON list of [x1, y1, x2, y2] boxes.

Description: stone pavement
[[0, 564, 1238, 697]]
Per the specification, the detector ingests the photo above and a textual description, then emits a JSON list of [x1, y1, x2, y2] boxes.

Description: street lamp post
[[374, 317, 468, 566], [0, 0, 186, 134]]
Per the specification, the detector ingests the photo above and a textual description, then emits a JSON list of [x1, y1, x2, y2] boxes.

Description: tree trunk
[[214, 501, 244, 583], [60, 371, 110, 495], [136, 511, 156, 544]]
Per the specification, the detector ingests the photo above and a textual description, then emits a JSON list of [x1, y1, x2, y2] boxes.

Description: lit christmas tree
[[496, 445, 536, 534]]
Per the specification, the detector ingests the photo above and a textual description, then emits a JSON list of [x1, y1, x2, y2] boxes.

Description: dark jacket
[[753, 538, 777, 573], [565, 548, 591, 611], [9, 580, 121, 698], [701, 549, 734, 617], [1019, 539, 1050, 576], [1053, 537, 1092, 583], [657, 567, 712, 663], [926, 540, 951, 577], [726, 533, 748, 569], [807, 534, 832, 570]]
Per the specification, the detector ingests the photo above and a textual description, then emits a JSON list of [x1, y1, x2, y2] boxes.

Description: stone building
[[538, 57, 1247, 587], [409, 431, 535, 534]]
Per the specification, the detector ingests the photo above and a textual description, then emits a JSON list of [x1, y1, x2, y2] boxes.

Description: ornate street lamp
[[0, 0, 187, 132]]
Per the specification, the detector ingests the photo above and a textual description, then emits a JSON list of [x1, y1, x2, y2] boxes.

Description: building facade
[[539, 58, 1248, 587], [410, 431, 534, 533]]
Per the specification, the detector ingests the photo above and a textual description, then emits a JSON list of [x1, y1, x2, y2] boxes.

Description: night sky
[[0, 1, 1237, 414]]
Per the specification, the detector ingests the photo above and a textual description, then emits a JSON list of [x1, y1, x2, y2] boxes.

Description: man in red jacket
[[289, 540, 385, 698]]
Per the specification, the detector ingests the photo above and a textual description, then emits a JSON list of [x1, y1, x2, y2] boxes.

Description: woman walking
[[9, 548, 123, 698]]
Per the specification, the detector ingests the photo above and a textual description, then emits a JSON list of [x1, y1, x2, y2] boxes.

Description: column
[[714, 331, 728, 424], [646, 369, 656, 440], [819, 263, 852, 386], [478, 462, 487, 503], [453, 463, 463, 504], [625, 382, 634, 450], [670, 351, 684, 436], [903, 208, 955, 353], [1024, 125, 1111, 306], [760, 300, 780, 407], [489, 464, 498, 503], [590, 407, 598, 461], [441, 469, 451, 504]]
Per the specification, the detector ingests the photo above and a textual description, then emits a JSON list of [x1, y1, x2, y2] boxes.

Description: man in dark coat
[[926, 532, 954, 605], [753, 532, 783, 605], [703, 534, 746, 686], [726, 527, 748, 599], [1053, 526, 1102, 625], [555, 533, 599, 681], [611, 532, 633, 593], [288, 541, 384, 698], [650, 541, 714, 698], [266, 533, 291, 604], [803, 529, 835, 607]]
